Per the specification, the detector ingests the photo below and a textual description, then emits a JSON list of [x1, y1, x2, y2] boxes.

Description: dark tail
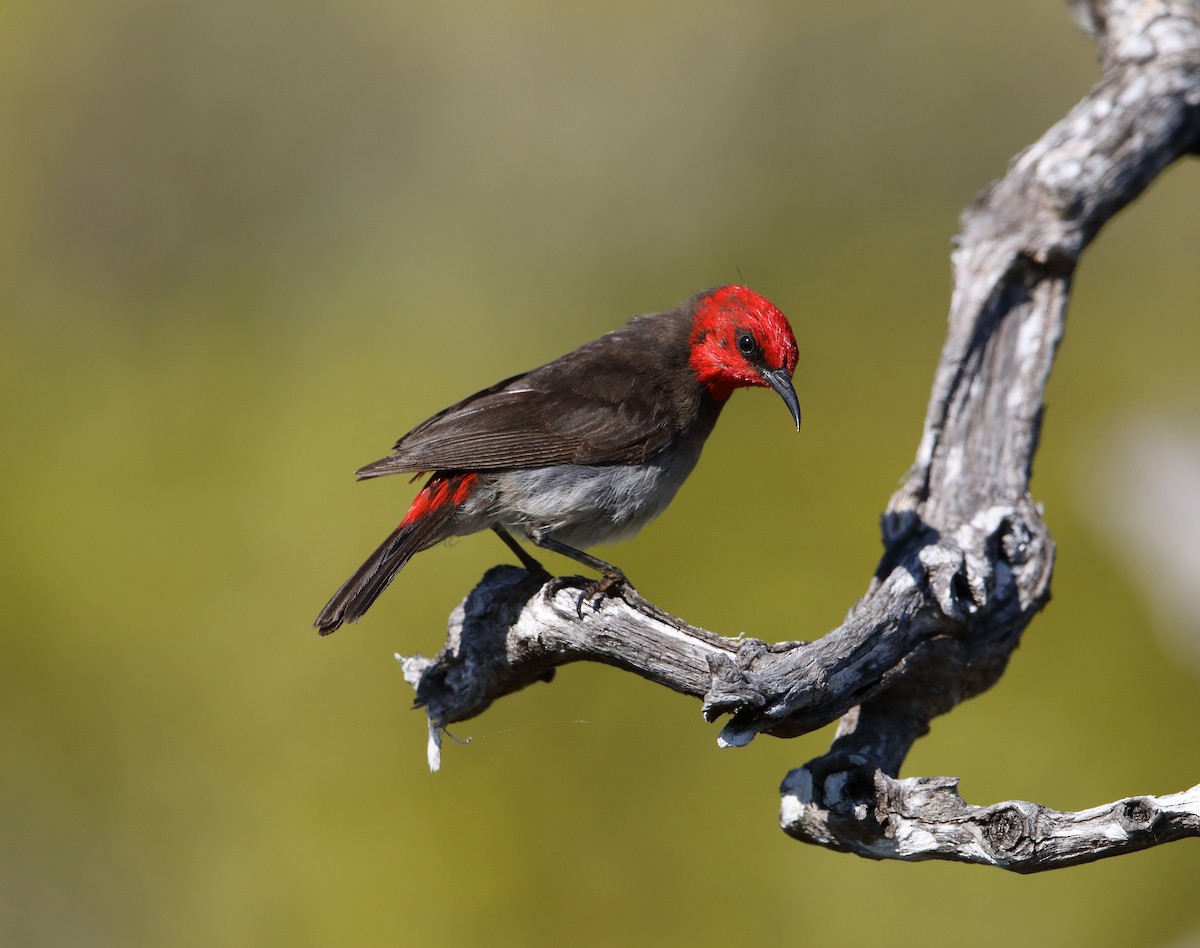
[[316, 506, 465, 634], [313, 525, 422, 634], [315, 472, 476, 635]]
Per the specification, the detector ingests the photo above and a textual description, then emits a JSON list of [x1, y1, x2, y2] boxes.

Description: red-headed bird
[[314, 285, 800, 634]]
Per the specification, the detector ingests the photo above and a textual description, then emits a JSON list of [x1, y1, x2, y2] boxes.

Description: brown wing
[[355, 309, 701, 479]]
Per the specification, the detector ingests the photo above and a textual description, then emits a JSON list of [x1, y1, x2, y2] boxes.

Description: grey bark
[[399, 0, 1200, 870]]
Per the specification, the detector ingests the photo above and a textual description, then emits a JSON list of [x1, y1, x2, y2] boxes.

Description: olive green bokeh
[[3, 1, 1199, 946]]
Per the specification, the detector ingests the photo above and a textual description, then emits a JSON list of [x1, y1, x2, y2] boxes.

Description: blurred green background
[[4, 0, 1199, 945]]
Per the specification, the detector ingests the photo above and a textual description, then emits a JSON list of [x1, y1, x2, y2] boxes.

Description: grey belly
[[490, 447, 704, 549]]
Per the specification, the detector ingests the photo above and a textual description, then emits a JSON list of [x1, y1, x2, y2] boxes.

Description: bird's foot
[[572, 569, 629, 618]]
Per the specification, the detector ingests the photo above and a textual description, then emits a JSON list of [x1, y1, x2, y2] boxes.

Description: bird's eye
[[737, 332, 757, 356]]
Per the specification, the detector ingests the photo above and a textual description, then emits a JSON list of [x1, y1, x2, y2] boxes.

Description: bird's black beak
[[760, 367, 801, 431]]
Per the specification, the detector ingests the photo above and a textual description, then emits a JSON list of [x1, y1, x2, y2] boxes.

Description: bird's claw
[[541, 572, 629, 617], [572, 571, 627, 618]]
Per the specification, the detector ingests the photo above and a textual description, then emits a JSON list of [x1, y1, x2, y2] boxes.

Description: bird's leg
[[523, 525, 629, 615], [491, 525, 552, 580]]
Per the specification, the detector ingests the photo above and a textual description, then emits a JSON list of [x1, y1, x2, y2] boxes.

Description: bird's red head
[[688, 285, 801, 428]]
